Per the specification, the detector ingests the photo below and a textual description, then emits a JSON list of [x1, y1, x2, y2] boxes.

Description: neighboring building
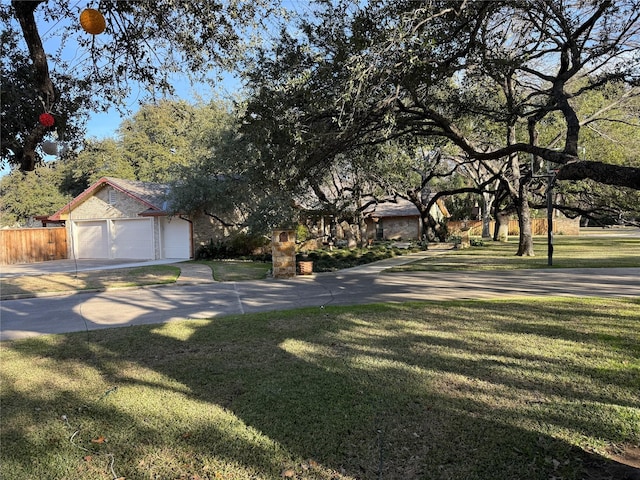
[[363, 197, 450, 241], [46, 177, 192, 260]]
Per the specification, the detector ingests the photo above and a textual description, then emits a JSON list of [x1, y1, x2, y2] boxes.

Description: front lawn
[[2, 298, 638, 479], [0, 265, 181, 299], [391, 236, 640, 271]]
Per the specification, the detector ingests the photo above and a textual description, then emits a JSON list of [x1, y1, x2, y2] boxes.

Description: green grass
[[392, 236, 640, 272], [194, 260, 272, 281], [2, 298, 639, 479]]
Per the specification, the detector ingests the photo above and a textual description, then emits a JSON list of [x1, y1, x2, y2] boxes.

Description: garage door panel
[[113, 219, 154, 259], [162, 218, 190, 259], [75, 221, 108, 258]]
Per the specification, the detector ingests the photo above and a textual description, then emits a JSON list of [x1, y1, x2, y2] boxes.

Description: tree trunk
[[421, 214, 437, 242], [505, 112, 535, 256], [13, 0, 57, 171], [493, 201, 501, 241], [481, 191, 493, 238], [515, 197, 535, 256]]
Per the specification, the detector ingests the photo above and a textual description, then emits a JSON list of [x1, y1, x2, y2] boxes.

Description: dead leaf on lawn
[[91, 435, 106, 444], [281, 468, 296, 478]]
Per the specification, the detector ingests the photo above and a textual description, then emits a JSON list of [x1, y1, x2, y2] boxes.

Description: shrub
[[195, 239, 226, 259], [447, 229, 462, 245], [298, 246, 402, 272], [196, 234, 269, 260], [228, 233, 269, 257]]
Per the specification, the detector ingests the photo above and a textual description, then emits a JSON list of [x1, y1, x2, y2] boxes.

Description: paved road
[[2, 261, 639, 340]]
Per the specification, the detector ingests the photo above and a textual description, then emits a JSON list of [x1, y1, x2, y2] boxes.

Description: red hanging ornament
[[39, 113, 55, 127]]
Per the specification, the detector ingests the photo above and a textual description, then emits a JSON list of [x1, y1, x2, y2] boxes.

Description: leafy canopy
[[3, 0, 274, 171]]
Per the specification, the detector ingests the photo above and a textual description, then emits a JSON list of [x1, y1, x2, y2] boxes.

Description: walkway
[[174, 263, 215, 284]]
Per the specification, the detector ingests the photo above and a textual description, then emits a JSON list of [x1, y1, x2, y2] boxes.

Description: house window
[[375, 220, 384, 240], [108, 190, 117, 205]]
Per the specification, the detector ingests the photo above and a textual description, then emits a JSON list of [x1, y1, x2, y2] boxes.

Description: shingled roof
[[363, 198, 421, 217], [363, 197, 450, 218]]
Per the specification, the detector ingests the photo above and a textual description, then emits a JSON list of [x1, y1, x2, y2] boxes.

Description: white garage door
[[161, 217, 191, 259], [112, 219, 154, 259], [75, 221, 108, 258]]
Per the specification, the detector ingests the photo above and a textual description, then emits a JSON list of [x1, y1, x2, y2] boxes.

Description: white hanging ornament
[[42, 140, 58, 156]]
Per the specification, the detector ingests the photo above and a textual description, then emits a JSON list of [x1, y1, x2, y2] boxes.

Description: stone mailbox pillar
[[272, 229, 296, 278]]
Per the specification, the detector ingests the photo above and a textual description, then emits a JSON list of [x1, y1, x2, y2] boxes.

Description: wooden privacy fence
[[0, 227, 68, 265], [448, 218, 580, 237]]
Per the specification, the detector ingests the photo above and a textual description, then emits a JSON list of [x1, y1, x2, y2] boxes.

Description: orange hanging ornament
[[80, 8, 106, 35]]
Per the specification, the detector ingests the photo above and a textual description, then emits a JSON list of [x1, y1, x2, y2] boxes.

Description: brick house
[[363, 197, 450, 241], [46, 177, 196, 260]]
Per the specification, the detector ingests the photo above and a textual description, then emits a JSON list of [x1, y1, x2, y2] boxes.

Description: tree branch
[[12, 0, 57, 171], [556, 161, 640, 189]]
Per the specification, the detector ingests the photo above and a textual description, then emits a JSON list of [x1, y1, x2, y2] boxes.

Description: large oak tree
[[240, 0, 640, 254]]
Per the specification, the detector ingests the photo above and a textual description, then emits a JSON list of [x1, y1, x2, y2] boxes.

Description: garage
[[72, 218, 154, 260], [48, 178, 195, 261]]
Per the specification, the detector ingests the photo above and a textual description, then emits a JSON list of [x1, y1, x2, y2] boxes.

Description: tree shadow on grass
[[1, 298, 639, 479]]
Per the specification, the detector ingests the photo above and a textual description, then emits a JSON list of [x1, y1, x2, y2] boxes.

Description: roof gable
[[48, 177, 170, 220]]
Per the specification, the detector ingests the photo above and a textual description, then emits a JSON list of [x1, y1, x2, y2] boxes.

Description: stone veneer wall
[[190, 211, 232, 251], [271, 229, 296, 278]]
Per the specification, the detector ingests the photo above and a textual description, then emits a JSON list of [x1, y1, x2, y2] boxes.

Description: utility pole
[[546, 168, 556, 266], [532, 155, 557, 266]]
